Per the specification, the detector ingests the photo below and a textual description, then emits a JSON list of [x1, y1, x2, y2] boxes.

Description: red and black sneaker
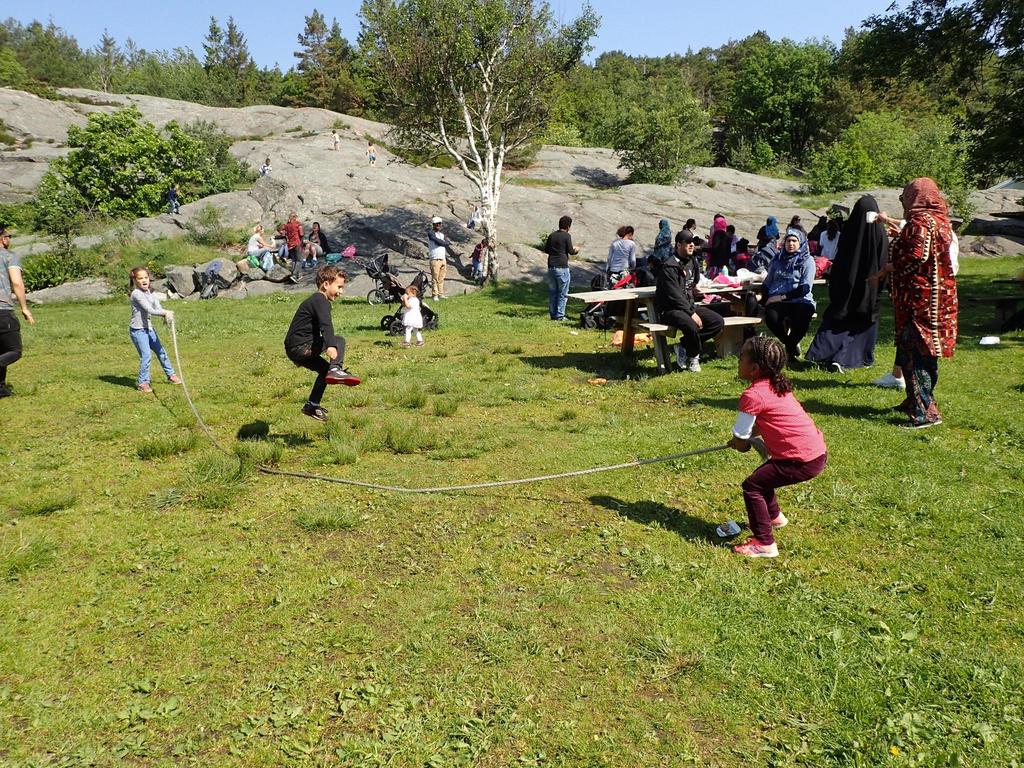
[[325, 365, 361, 386], [302, 402, 328, 422]]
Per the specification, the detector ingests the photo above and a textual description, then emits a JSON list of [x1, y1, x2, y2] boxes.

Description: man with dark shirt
[[284, 265, 360, 422], [654, 231, 724, 372], [544, 215, 579, 320]]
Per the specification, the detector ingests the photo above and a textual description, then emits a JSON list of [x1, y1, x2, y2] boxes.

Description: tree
[[359, 0, 600, 282], [47, 107, 249, 220], [855, 0, 1024, 179], [202, 16, 258, 106], [725, 39, 835, 166], [293, 11, 363, 112], [612, 82, 712, 184], [93, 30, 122, 92]]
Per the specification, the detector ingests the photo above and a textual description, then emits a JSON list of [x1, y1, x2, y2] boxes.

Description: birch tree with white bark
[[359, 0, 598, 282]]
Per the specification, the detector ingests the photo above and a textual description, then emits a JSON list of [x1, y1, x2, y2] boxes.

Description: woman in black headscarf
[[806, 195, 889, 372]]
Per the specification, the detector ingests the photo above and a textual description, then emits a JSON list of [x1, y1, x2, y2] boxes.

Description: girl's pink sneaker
[[167, 374, 182, 384], [733, 539, 778, 558], [138, 382, 153, 393]]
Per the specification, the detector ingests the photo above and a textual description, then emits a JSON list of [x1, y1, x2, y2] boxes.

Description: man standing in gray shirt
[[0, 227, 35, 397]]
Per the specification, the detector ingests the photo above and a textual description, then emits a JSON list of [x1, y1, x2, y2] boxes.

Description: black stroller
[[379, 270, 439, 336], [363, 253, 397, 305]]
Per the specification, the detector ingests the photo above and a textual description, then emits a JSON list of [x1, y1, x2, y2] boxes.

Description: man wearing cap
[[427, 216, 453, 299], [0, 227, 34, 397], [654, 230, 724, 372]]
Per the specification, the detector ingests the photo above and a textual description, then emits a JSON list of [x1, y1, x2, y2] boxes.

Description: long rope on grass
[[168, 317, 730, 494]]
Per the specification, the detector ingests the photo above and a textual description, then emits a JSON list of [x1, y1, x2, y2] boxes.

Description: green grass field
[[1, 257, 1022, 767]]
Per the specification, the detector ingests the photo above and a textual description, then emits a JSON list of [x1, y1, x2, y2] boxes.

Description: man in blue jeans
[[544, 215, 579, 320]]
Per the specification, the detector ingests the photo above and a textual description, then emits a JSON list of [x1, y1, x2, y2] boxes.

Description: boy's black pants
[[286, 337, 345, 405]]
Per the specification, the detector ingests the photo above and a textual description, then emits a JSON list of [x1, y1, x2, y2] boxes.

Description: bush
[[728, 137, 777, 174], [0, 202, 35, 230], [613, 87, 712, 184], [807, 111, 975, 217], [185, 206, 233, 247], [20, 248, 90, 292]]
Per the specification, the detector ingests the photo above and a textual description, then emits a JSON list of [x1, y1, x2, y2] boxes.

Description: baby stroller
[[363, 253, 398, 305], [379, 271, 439, 336], [579, 270, 639, 330]]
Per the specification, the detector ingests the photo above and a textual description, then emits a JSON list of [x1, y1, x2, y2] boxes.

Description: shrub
[[728, 137, 776, 174], [20, 248, 90, 292], [614, 87, 711, 184], [807, 111, 975, 217], [185, 206, 232, 246], [0, 202, 35, 230]]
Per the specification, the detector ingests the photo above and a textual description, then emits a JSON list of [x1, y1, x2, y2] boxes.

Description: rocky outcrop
[[26, 278, 113, 305], [4, 85, 1022, 302]]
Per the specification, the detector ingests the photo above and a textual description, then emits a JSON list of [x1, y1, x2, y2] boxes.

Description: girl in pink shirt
[[726, 337, 827, 558]]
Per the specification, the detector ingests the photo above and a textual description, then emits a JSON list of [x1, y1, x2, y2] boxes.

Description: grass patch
[[234, 439, 283, 467], [136, 431, 200, 460], [1, 536, 56, 580], [2, 259, 1023, 766], [9, 492, 77, 518], [432, 397, 459, 417], [293, 505, 362, 533]]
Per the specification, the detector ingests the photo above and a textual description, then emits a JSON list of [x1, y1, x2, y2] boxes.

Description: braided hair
[[746, 336, 792, 395]]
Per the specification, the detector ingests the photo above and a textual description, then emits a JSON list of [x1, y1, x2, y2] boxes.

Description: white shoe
[[687, 355, 701, 373], [873, 372, 906, 390]]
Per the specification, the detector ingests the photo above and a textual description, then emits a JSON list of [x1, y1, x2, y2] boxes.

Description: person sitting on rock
[[247, 224, 275, 272], [306, 222, 330, 265]]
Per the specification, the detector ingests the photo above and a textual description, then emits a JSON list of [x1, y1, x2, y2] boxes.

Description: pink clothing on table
[[738, 378, 826, 462]]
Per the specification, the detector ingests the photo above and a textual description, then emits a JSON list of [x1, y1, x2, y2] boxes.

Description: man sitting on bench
[[654, 230, 725, 372]]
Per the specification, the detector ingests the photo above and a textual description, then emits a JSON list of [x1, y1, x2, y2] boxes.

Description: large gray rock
[[265, 265, 293, 283], [243, 267, 267, 281], [178, 193, 263, 229], [165, 265, 198, 297], [26, 278, 113, 305], [244, 280, 287, 297], [197, 258, 239, 288], [0, 88, 87, 142]]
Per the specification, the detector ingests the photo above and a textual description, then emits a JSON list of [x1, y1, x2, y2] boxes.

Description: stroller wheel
[[367, 288, 388, 305], [580, 313, 598, 330], [388, 318, 405, 336], [380, 314, 395, 331], [425, 315, 439, 331]]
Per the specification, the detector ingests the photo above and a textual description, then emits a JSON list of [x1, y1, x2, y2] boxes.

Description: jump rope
[[168, 317, 764, 494]]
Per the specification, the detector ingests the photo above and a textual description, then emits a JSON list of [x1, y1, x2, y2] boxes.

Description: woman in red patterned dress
[[869, 178, 958, 428]]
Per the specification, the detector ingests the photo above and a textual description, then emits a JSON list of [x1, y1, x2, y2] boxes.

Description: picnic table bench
[[569, 278, 825, 373]]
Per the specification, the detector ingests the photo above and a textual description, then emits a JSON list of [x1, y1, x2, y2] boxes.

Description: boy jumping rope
[[284, 265, 360, 422]]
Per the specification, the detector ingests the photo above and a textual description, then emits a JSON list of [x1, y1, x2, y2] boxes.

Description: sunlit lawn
[[1, 256, 1022, 766]]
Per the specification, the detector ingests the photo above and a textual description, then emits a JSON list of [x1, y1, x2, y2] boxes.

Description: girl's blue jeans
[[130, 327, 175, 385]]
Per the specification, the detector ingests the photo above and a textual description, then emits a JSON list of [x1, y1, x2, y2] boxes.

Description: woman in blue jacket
[[760, 228, 816, 361]]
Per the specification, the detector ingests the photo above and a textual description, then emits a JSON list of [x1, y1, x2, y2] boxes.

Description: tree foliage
[[854, 0, 1024, 178], [807, 110, 974, 215], [291, 10, 366, 113], [612, 82, 711, 184], [36, 107, 250, 223], [359, 0, 599, 279], [726, 39, 835, 166]]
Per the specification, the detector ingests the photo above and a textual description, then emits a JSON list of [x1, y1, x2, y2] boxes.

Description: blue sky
[[15, 0, 900, 71]]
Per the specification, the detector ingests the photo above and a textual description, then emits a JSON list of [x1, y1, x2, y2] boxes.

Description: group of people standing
[[546, 176, 959, 429]]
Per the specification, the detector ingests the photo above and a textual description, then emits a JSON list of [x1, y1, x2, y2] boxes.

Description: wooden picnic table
[[569, 279, 825, 372]]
